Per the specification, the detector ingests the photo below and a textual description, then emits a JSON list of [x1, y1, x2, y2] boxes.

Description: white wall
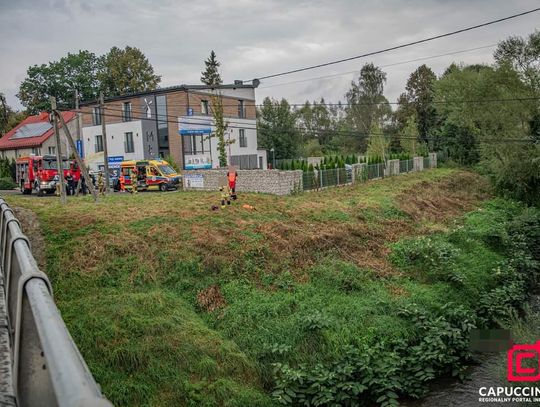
[[180, 116, 265, 169], [82, 121, 144, 171]]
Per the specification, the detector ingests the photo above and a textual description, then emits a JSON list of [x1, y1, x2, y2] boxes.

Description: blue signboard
[[187, 107, 194, 116], [76, 140, 84, 157], [179, 128, 212, 135], [108, 156, 124, 168]]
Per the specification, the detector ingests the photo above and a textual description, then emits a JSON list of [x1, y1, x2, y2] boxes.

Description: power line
[[96, 107, 528, 140], [72, 109, 535, 144], [81, 107, 534, 143], [259, 44, 498, 89], [95, 96, 540, 115], [247, 8, 540, 82]]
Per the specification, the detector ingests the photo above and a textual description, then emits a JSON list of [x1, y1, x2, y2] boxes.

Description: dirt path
[[12, 207, 46, 270]]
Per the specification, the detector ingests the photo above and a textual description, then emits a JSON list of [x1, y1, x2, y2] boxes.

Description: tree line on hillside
[[257, 31, 540, 205]]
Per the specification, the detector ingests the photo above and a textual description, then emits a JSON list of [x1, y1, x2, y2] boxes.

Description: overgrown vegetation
[[6, 169, 539, 406], [257, 31, 540, 205]]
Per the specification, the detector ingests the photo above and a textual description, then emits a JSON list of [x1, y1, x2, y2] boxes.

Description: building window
[[95, 135, 103, 152], [92, 107, 102, 126], [122, 102, 132, 122], [32, 147, 41, 155], [125, 132, 134, 153], [156, 95, 169, 156], [239, 129, 247, 147], [238, 100, 245, 118], [48, 146, 55, 155], [201, 100, 209, 115]]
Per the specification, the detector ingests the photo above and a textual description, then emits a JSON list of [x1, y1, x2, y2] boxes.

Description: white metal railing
[[0, 198, 112, 407]]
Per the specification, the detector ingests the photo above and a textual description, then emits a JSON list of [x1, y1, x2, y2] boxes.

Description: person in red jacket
[[227, 166, 238, 200]]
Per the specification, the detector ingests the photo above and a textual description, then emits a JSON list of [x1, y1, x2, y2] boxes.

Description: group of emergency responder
[[53, 171, 97, 196], [54, 167, 142, 197], [53, 165, 237, 202], [216, 169, 238, 209]]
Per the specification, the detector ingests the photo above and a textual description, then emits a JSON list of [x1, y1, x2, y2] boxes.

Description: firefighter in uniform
[[220, 186, 230, 208], [130, 168, 138, 194], [97, 171, 105, 196], [227, 167, 238, 200]]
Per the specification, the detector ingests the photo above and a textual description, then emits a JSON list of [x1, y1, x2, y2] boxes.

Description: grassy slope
[[5, 168, 496, 406]]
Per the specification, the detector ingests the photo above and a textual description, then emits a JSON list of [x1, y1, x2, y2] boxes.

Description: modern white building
[[82, 120, 144, 172], [80, 83, 266, 172]]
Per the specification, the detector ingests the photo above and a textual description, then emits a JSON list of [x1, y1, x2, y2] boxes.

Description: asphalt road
[[0, 188, 183, 198]]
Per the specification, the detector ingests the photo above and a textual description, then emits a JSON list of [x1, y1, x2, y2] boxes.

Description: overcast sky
[[1, 0, 539, 110]]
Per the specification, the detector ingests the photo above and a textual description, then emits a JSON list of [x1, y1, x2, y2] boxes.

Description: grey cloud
[[1, 0, 539, 109]]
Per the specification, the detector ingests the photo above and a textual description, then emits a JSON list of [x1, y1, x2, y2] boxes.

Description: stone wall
[[183, 169, 303, 196], [182, 156, 437, 196]]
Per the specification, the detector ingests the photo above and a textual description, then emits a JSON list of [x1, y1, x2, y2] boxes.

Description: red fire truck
[[16, 155, 81, 196]]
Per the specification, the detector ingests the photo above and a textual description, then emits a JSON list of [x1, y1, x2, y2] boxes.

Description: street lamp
[[270, 148, 275, 169]]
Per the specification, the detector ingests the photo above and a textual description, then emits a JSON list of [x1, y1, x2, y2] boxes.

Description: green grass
[[7, 168, 528, 406]]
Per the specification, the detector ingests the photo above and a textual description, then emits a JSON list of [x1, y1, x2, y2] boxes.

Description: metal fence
[[301, 158, 433, 191], [302, 167, 351, 190], [399, 159, 414, 173], [0, 198, 112, 407]]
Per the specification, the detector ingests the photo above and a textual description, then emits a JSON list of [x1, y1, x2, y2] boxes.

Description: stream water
[[405, 296, 540, 407]]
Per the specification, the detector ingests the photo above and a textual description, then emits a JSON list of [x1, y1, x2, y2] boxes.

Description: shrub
[[164, 154, 180, 173], [272, 304, 476, 406], [507, 208, 540, 261], [390, 236, 460, 283], [0, 177, 16, 190]]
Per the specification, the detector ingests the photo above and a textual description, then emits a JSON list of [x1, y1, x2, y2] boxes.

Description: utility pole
[[50, 97, 67, 204], [75, 90, 82, 141], [100, 92, 110, 191], [55, 111, 99, 202]]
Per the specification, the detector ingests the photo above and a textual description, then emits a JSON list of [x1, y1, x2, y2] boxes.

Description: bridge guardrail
[[0, 197, 112, 407]]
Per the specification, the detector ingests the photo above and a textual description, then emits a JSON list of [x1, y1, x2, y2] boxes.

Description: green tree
[[393, 93, 414, 130], [439, 122, 479, 165], [345, 63, 391, 152], [494, 31, 540, 140], [494, 31, 540, 93], [200, 51, 228, 166], [18, 47, 161, 112], [0, 92, 27, 135], [366, 123, 389, 161], [210, 93, 230, 167], [257, 97, 301, 159], [201, 50, 222, 86], [18, 50, 101, 113], [435, 55, 538, 203], [401, 116, 419, 156], [405, 64, 438, 147], [98, 46, 161, 96], [297, 98, 341, 152]]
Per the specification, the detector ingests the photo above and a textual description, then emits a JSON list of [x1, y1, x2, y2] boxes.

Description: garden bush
[[390, 236, 460, 283], [0, 177, 16, 190]]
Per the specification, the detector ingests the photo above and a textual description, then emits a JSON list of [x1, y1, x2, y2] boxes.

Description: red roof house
[[0, 111, 76, 159]]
